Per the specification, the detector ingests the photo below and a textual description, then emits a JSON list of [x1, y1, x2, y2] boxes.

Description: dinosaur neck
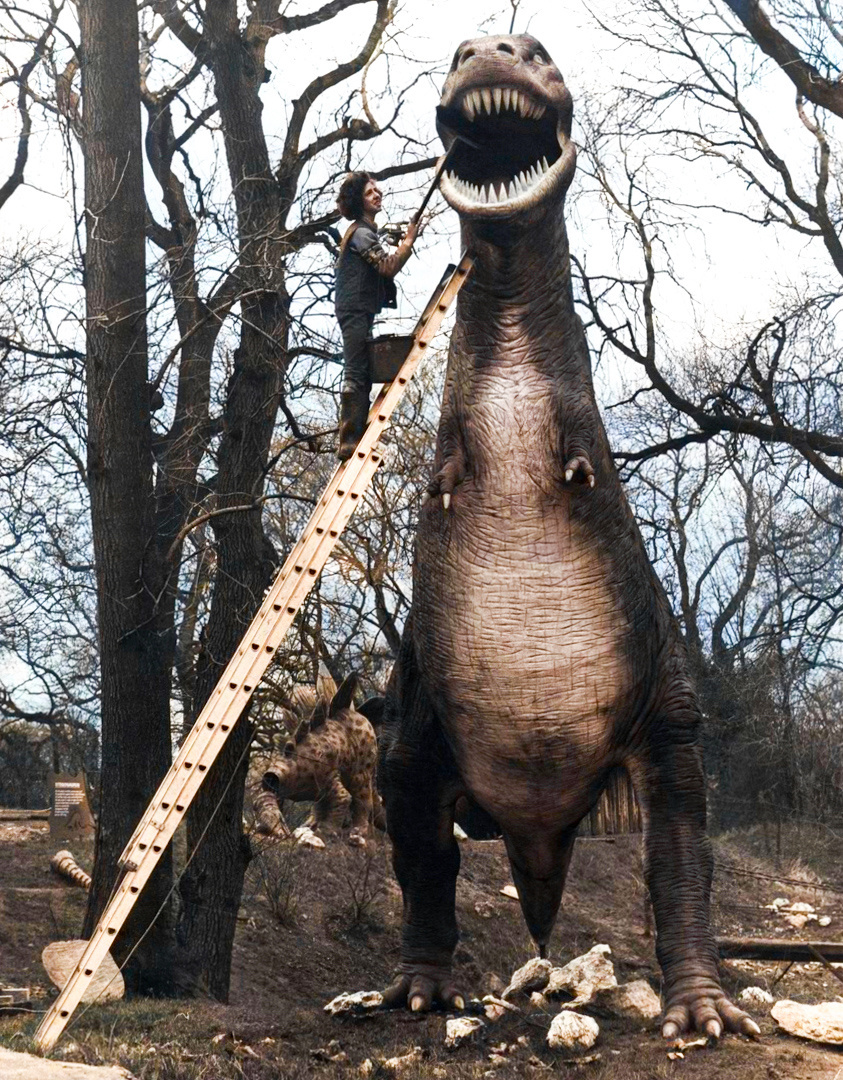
[[456, 209, 578, 358]]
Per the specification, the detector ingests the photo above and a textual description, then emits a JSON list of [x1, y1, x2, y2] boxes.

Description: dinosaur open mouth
[[438, 84, 572, 217]]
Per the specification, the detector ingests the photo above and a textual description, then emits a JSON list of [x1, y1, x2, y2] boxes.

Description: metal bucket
[[368, 334, 415, 383]]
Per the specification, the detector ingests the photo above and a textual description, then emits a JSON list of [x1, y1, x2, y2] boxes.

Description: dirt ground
[[1, 817, 842, 1079]]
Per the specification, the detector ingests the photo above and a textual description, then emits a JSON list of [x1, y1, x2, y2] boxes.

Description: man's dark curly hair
[[337, 171, 373, 221]]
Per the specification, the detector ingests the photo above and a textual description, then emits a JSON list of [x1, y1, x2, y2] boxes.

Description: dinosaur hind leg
[[379, 642, 465, 1012], [503, 827, 577, 957]]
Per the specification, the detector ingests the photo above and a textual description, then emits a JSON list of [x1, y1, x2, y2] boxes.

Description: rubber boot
[[337, 388, 370, 461]]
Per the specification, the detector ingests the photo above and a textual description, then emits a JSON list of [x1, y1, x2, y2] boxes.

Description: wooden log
[[0, 809, 50, 821], [718, 938, 843, 962], [49, 850, 92, 891]]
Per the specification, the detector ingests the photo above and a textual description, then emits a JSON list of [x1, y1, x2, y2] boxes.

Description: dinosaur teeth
[[502, 87, 511, 111], [493, 87, 502, 113], [480, 88, 492, 114]]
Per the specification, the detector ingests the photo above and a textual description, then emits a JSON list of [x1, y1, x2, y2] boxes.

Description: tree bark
[[172, 0, 288, 999], [79, 0, 174, 993]]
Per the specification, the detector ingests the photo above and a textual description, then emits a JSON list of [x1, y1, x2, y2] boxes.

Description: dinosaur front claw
[[563, 455, 595, 488], [382, 969, 467, 1013], [427, 457, 467, 510]]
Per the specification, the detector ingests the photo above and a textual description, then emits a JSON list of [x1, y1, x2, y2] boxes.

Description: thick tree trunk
[[79, 0, 174, 992], [172, 0, 288, 999]]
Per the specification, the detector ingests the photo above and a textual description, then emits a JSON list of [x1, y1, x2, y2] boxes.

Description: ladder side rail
[[119, 256, 471, 860]]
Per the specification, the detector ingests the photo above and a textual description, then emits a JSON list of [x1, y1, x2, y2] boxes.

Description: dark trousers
[[338, 310, 374, 396]]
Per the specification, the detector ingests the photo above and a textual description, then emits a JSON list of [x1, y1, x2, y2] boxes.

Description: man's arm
[[354, 222, 418, 278]]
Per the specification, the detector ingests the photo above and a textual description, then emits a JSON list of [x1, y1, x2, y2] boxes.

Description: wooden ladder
[[34, 253, 473, 1052]]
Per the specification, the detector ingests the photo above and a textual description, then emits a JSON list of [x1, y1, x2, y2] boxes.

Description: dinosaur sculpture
[[378, 34, 758, 1041], [248, 667, 385, 846]]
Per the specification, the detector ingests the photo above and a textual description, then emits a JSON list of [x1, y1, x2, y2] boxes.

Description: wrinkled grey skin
[[379, 34, 759, 1041]]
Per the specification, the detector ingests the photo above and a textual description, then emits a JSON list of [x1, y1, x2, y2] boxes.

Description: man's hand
[[404, 221, 419, 247]]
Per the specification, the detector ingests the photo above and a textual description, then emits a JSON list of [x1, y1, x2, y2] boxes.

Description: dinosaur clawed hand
[[426, 458, 467, 511], [382, 969, 467, 1013], [661, 988, 761, 1041], [563, 455, 595, 488]]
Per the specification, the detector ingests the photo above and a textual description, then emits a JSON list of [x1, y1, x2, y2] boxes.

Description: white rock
[[593, 979, 661, 1021], [789, 902, 815, 914], [771, 1000, 843, 1044], [500, 884, 519, 900], [382, 1047, 424, 1073], [445, 1016, 486, 1049], [293, 825, 325, 848], [546, 945, 617, 1004], [819, 916, 832, 927], [740, 986, 774, 1005], [530, 991, 549, 1008], [0, 1049, 133, 1079], [772, 897, 789, 908], [42, 940, 124, 1004], [324, 990, 384, 1015], [502, 957, 552, 1000], [784, 914, 808, 930], [546, 1011, 599, 1050], [453, 822, 468, 840]]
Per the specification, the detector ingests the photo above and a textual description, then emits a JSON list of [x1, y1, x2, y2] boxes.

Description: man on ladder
[[334, 172, 418, 460]]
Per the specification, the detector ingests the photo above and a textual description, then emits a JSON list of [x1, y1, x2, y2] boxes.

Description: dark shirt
[[335, 220, 397, 315]]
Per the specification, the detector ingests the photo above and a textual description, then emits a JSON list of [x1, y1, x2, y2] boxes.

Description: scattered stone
[[783, 914, 808, 930], [292, 825, 325, 849], [310, 1040, 348, 1064], [502, 957, 552, 1000], [819, 915, 832, 927], [359, 1061, 374, 1077], [546, 945, 617, 1005], [789, 902, 815, 914], [475, 900, 496, 919], [772, 897, 789, 909], [482, 972, 506, 996], [561, 1053, 602, 1065], [482, 994, 520, 1020], [0, 1048, 133, 1079], [42, 940, 124, 1004], [530, 991, 548, 1008], [740, 986, 774, 1006], [453, 822, 468, 840], [446, 1016, 486, 1049], [527, 1056, 549, 1070], [382, 1047, 424, 1073], [324, 990, 383, 1015], [771, 1000, 843, 1045], [487, 1054, 507, 1068], [500, 884, 519, 900], [546, 1011, 599, 1051], [516, 1036, 530, 1049], [592, 979, 661, 1022]]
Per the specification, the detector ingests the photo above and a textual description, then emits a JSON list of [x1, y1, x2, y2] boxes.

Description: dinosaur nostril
[[459, 48, 475, 65], [497, 42, 515, 55]]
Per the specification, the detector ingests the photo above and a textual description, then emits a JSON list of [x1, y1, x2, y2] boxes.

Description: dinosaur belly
[[415, 499, 634, 833]]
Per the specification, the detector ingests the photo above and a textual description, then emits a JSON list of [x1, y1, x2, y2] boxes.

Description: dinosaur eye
[[533, 51, 548, 65]]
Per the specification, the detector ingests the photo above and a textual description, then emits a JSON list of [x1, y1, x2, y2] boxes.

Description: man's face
[[362, 180, 382, 217]]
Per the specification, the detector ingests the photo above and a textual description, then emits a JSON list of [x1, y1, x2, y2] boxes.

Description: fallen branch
[[718, 937, 843, 962]]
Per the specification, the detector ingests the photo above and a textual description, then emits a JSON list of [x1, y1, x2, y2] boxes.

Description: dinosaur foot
[[563, 454, 595, 488], [382, 965, 467, 1013], [661, 986, 760, 1041]]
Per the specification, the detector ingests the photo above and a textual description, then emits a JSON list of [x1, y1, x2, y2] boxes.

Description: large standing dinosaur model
[[378, 33, 758, 1042]]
